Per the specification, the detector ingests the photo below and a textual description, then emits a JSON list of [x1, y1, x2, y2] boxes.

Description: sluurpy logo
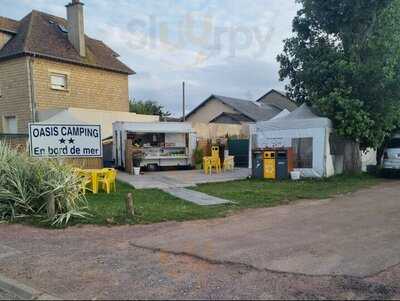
[[125, 2, 276, 68]]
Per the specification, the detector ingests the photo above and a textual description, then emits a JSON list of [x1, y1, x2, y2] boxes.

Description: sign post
[[29, 124, 102, 158]]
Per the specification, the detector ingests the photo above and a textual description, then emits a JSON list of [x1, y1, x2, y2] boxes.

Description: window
[[292, 137, 313, 168], [57, 24, 68, 33], [3, 116, 17, 134], [50, 73, 68, 91]]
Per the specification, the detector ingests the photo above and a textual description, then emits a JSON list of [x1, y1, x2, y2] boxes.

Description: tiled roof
[[186, 94, 281, 122], [0, 11, 134, 75], [256, 89, 298, 111], [212, 95, 281, 122], [0, 16, 19, 33], [210, 112, 253, 123]]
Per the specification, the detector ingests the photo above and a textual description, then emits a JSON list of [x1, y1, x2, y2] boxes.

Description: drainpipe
[[27, 55, 37, 123]]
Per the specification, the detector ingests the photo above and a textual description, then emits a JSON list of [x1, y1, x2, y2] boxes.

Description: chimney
[[66, 0, 86, 57]]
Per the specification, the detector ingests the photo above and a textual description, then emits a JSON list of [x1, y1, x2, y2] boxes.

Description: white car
[[382, 134, 400, 170]]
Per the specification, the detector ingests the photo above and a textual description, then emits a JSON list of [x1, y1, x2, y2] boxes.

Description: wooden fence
[[0, 134, 28, 152]]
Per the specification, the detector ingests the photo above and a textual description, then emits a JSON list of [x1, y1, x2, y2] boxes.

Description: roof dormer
[[0, 16, 19, 50]]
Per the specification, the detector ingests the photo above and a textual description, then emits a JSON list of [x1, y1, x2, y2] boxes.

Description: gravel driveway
[[0, 181, 400, 299], [131, 180, 400, 277]]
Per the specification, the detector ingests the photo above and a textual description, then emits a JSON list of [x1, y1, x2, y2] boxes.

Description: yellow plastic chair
[[102, 168, 117, 182], [79, 172, 93, 195], [211, 157, 222, 174], [98, 170, 117, 194], [211, 146, 220, 160], [224, 155, 235, 171], [210, 146, 222, 173], [203, 157, 212, 175]]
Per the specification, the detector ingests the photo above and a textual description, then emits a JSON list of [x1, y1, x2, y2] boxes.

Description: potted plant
[[193, 148, 204, 170], [132, 152, 144, 176]]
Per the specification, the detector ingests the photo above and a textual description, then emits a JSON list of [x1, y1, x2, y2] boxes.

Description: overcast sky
[[3, 0, 299, 116]]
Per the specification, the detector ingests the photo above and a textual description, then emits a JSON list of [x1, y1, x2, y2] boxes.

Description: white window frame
[[3, 116, 18, 134], [50, 72, 68, 91]]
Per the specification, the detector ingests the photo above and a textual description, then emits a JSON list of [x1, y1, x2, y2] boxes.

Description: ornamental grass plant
[[0, 141, 88, 226]]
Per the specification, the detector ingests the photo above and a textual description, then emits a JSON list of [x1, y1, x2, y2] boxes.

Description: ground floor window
[[292, 137, 313, 168], [3, 116, 17, 134]]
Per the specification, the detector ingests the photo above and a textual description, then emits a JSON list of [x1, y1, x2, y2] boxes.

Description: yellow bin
[[264, 151, 276, 179]]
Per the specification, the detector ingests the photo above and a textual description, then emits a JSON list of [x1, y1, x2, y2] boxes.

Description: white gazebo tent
[[252, 104, 335, 178], [252, 104, 377, 177]]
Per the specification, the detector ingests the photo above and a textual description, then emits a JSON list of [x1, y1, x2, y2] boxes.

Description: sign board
[[29, 124, 102, 158], [264, 137, 292, 149]]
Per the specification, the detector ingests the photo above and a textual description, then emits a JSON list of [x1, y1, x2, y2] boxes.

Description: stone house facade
[[0, 1, 134, 134]]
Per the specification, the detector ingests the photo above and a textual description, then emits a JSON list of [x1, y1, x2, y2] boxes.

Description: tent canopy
[[256, 104, 332, 131], [254, 104, 333, 178]]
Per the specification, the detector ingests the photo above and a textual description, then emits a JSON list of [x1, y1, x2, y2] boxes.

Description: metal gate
[[228, 139, 249, 167]]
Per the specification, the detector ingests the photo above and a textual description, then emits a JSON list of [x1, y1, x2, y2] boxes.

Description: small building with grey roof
[[186, 90, 297, 139]]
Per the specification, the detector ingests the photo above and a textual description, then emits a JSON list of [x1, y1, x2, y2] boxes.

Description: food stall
[[113, 122, 197, 171]]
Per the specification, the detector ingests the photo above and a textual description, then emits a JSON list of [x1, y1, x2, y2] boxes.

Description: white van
[[382, 134, 400, 170]]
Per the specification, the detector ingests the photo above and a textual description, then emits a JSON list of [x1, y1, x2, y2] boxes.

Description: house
[[0, 0, 156, 137], [256, 89, 298, 112], [185, 89, 297, 139]]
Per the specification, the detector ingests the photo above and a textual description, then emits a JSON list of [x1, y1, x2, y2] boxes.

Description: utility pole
[[182, 81, 186, 122]]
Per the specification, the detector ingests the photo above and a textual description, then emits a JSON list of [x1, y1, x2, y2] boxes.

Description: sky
[[2, 0, 299, 116]]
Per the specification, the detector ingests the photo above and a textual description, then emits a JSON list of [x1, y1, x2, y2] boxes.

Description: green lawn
[[192, 173, 381, 209], [80, 181, 230, 226], [16, 174, 381, 228], [78, 174, 381, 226]]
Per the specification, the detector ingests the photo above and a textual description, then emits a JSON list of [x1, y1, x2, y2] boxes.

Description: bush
[[0, 141, 88, 226], [193, 148, 204, 165]]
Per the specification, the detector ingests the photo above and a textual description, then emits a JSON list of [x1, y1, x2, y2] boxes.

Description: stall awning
[[37, 108, 159, 138], [113, 122, 195, 134]]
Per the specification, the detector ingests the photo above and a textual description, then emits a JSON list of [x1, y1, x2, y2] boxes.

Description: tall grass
[[0, 141, 88, 226]]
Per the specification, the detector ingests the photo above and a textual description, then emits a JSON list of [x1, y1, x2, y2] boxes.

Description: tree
[[277, 0, 400, 150], [129, 99, 171, 120]]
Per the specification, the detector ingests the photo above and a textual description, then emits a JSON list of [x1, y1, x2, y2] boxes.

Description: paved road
[[162, 187, 232, 205], [118, 168, 251, 189], [0, 181, 400, 299], [132, 180, 400, 277]]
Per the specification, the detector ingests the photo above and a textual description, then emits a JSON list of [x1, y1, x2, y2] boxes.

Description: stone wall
[[0, 57, 32, 133], [33, 58, 129, 114], [0, 56, 131, 134], [191, 122, 250, 140], [186, 98, 236, 123]]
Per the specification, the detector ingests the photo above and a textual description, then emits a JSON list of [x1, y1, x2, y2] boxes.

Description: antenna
[[182, 81, 186, 122]]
